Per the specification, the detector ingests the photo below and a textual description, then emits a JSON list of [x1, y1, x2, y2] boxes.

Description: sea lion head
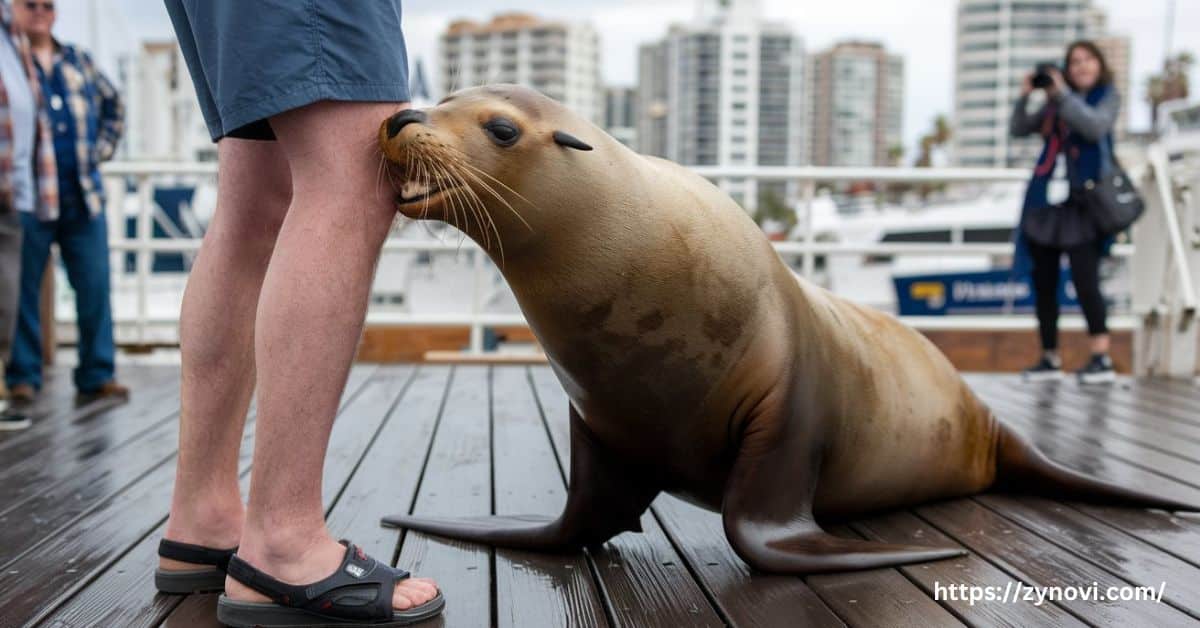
[[377, 84, 600, 258]]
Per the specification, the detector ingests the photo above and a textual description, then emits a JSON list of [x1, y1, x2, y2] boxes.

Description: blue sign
[[894, 269, 1082, 316]]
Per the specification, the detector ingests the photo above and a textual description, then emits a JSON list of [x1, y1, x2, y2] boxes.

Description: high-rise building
[[439, 13, 603, 124], [604, 87, 638, 148], [808, 41, 904, 167], [636, 0, 807, 208], [952, 0, 1112, 167]]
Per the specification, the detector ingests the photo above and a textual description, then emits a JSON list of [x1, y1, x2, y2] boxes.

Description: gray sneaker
[[1077, 354, 1116, 385], [1023, 355, 1063, 381], [0, 409, 31, 431]]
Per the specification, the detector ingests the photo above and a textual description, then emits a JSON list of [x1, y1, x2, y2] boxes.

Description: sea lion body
[[516, 151, 997, 518], [379, 85, 1196, 574]]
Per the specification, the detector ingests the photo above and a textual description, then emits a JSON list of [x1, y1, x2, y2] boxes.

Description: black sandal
[[155, 539, 237, 594], [217, 540, 445, 627]]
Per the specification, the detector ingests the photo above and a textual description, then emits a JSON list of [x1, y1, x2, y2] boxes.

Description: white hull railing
[[1132, 143, 1200, 378], [78, 162, 1147, 356]]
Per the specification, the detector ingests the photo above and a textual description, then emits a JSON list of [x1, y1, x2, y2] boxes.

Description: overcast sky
[[51, 0, 1200, 161]]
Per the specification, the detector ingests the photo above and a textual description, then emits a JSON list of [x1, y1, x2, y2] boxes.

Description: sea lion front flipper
[[720, 406, 965, 574], [382, 405, 659, 550]]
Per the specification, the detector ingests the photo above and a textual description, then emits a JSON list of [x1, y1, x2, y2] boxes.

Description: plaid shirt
[[35, 40, 125, 220], [0, 2, 56, 216]]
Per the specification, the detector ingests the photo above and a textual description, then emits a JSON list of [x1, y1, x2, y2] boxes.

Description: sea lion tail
[[993, 421, 1200, 512]]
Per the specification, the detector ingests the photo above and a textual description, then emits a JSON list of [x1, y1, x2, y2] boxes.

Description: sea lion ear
[[553, 131, 594, 151]]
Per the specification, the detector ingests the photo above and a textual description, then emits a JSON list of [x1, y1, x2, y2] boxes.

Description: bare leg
[[227, 101, 436, 611], [1090, 333, 1110, 355], [163, 138, 291, 559]]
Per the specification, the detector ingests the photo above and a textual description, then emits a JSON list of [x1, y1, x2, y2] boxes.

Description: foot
[[1022, 354, 1062, 381], [0, 408, 31, 431], [159, 504, 244, 576], [227, 531, 439, 612], [8, 383, 35, 405], [76, 380, 130, 405], [1076, 353, 1116, 385]]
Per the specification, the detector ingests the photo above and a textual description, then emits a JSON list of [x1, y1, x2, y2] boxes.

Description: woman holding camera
[[1011, 40, 1121, 384]]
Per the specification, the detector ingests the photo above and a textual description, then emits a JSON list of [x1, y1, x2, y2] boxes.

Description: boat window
[[879, 230, 952, 243], [963, 228, 1012, 243]]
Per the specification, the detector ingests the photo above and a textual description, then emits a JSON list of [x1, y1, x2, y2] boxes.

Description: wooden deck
[[3, 364, 1200, 627]]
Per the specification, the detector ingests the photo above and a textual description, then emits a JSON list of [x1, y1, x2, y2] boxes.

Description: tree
[[753, 188, 795, 237], [1147, 51, 1194, 133], [916, 115, 951, 168]]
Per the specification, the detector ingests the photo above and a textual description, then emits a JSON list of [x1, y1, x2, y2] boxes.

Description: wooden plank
[[976, 494, 1200, 617], [490, 366, 609, 628], [975, 387, 1200, 498], [0, 383, 182, 528], [973, 373, 1200, 575], [424, 350, 548, 365], [0, 430, 240, 627], [849, 510, 1086, 627], [326, 365, 450, 556], [527, 366, 725, 628], [918, 499, 1196, 626], [0, 365, 176, 458], [651, 495, 845, 628], [27, 366, 379, 628], [318, 366, 416, 508], [972, 375, 1200, 452], [806, 523, 966, 628], [972, 378, 1200, 467], [395, 366, 493, 628], [1062, 504, 1200, 568]]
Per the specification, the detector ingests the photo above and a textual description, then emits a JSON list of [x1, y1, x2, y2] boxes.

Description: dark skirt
[[164, 0, 411, 141], [1020, 192, 1102, 249]]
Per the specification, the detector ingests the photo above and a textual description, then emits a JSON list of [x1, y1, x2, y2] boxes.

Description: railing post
[[1134, 145, 1200, 377], [38, 255, 55, 366], [801, 178, 817, 278], [468, 248, 485, 355], [136, 174, 153, 344]]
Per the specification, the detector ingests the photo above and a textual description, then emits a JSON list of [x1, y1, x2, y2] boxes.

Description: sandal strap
[[226, 540, 410, 621], [158, 539, 238, 571]]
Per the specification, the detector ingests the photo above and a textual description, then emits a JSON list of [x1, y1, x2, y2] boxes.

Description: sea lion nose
[[386, 109, 427, 139]]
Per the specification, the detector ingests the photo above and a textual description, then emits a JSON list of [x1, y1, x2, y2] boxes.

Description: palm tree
[[1147, 52, 1194, 133], [916, 115, 951, 168]]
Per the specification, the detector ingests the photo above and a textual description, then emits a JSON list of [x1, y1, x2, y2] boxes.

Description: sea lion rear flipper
[[992, 421, 1200, 511], [720, 407, 965, 574], [382, 405, 660, 549]]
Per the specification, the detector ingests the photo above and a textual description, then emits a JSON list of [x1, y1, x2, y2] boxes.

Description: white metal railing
[[64, 161, 1159, 356]]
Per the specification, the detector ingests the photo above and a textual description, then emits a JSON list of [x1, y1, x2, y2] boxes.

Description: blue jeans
[[7, 199, 115, 392]]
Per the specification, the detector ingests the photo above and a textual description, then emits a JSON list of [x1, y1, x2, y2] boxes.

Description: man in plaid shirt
[[0, 0, 54, 429], [5, 0, 125, 409]]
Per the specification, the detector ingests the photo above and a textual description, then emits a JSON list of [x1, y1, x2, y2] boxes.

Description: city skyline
[[48, 0, 1200, 162]]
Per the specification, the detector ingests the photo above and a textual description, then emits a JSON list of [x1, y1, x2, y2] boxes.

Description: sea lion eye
[[484, 118, 521, 147]]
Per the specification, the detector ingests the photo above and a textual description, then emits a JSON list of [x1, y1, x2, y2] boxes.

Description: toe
[[394, 578, 438, 609]]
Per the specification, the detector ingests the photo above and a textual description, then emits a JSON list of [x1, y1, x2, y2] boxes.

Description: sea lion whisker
[[429, 157, 472, 247], [452, 163, 533, 235], [447, 156, 538, 236], [455, 167, 510, 260], [448, 152, 542, 213], [456, 167, 506, 265]]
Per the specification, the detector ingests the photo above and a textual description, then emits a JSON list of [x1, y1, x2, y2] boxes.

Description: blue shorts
[[164, 0, 410, 141]]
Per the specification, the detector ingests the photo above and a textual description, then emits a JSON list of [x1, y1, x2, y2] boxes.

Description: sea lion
[[375, 85, 1197, 574]]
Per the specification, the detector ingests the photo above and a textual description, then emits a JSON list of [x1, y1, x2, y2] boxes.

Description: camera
[[1032, 62, 1058, 88]]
